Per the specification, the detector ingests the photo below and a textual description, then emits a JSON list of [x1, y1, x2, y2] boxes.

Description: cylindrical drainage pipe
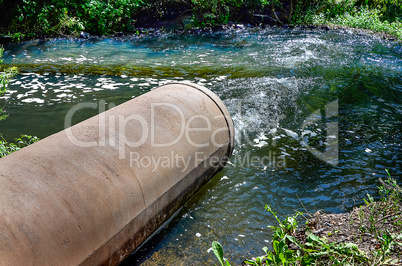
[[0, 82, 234, 265]]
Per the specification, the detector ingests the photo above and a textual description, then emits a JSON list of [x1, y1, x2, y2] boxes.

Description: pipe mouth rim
[[158, 81, 235, 160]]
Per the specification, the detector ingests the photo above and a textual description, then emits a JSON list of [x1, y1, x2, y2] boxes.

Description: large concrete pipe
[[0, 82, 234, 265]]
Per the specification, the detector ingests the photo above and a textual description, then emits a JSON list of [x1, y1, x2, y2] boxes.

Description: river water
[[1, 28, 401, 264]]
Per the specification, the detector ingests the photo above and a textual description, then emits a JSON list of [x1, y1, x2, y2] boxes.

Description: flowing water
[[1, 28, 401, 264]]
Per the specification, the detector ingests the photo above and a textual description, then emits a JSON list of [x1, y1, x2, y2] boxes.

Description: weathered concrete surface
[[0, 82, 234, 265]]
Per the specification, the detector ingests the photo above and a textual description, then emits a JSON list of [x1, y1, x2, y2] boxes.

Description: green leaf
[[273, 240, 279, 254], [262, 246, 269, 254], [343, 242, 359, 249], [212, 241, 225, 266], [284, 235, 298, 244], [278, 240, 287, 253], [283, 250, 294, 260], [303, 248, 319, 253], [278, 252, 285, 262], [307, 233, 320, 242], [310, 251, 330, 257]]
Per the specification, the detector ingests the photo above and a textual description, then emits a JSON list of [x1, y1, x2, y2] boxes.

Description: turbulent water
[[1, 28, 401, 264]]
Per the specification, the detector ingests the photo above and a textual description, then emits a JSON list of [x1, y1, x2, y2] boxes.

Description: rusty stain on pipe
[[0, 82, 234, 265]]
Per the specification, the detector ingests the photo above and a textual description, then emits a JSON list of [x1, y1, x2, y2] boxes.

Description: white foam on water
[[21, 98, 44, 104]]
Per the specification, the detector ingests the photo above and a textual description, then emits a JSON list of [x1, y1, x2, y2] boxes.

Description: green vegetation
[[308, 5, 402, 39], [211, 170, 402, 265], [5, 0, 144, 37], [0, 0, 401, 40], [0, 47, 39, 157], [0, 134, 40, 157]]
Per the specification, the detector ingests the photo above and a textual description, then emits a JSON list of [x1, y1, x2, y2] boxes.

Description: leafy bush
[[357, 0, 402, 23], [78, 0, 144, 34], [10, 0, 145, 36], [191, 0, 243, 25], [15, 0, 84, 35], [312, 7, 402, 39], [0, 134, 40, 158], [1, 0, 402, 39], [211, 205, 368, 265]]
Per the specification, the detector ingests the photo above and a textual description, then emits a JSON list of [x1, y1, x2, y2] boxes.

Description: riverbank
[[0, 0, 401, 43], [0, 24, 399, 51], [229, 173, 402, 265], [298, 199, 402, 264]]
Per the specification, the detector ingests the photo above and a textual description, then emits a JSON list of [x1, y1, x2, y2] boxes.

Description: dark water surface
[[1, 28, 401, 264]]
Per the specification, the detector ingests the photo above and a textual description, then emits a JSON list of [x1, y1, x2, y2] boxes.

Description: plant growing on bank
[[211, 208, 368, 265], [3, 0, 145, 37], [212, 241, 231, 266], [310, 7, 402, 39], [361, 169, 402, 265], [210, 170, 401, 265], [0, 134, 40, 157], [191, 0, 243, 26]]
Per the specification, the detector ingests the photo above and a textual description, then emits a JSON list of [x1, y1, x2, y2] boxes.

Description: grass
[[211, 169, 402, 265]]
